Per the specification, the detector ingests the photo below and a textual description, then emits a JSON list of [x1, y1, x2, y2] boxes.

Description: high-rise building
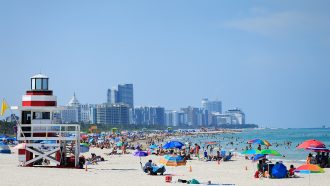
[[107, 88, 118, 104], [202, 98, 222, 113], [118, 84, 134, 107], [165, 110, 181, 126], [211, 108, 245, 125], [60, 93, 80, 123], [89, 107, 97, 124], [133, 106, 165, 126], [80, 104, 97, 124], [96, 104, 129, 125], [181, 107, 208, 126], [226, 108, 245, 124], [181, 107, 199, 126], [151, 107, 165, 125], [107, 84, 134, 107]]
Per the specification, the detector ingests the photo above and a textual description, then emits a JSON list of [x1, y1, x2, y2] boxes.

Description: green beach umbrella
[[260, 149, 281, 156]]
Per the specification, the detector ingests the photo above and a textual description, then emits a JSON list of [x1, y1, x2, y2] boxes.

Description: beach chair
[[150, 165, 166, 175], [223, 155, 233, 161]]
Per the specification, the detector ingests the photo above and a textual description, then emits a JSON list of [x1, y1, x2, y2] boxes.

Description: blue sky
[[0, 1, 329, 128]]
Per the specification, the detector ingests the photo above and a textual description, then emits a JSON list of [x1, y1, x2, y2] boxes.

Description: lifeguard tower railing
[[17, 124, 80, 167]]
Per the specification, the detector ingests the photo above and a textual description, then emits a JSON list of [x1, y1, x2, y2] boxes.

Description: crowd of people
[[306, 152, 329, 168]]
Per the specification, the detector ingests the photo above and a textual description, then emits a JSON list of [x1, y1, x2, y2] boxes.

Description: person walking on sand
[[195, 143, 200, 157]]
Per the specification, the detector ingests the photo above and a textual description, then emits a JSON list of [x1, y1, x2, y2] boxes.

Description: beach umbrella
[[294, 164, 325, 186], [133, 150, 148, 167], [295, 164, 325, 173], [205, 141, 218, 145], [248, 139, 272, 146], [149, 144, 159, 149], [252, 154, 266, 162], [297, 139, 325, 149], [159, 155, 186, 166], [260, 149, 281, 156], [80, 143, 90, 153], [80, 134, 88, 140], [241, 149, 261, 155], [306, 147, 330, 153], [163, 141, 184, 149]]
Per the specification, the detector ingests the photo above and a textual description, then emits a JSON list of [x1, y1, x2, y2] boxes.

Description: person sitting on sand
[[143, 160, 153, 173], [288, 165, 296, 177], [306, 153, 313, 164]]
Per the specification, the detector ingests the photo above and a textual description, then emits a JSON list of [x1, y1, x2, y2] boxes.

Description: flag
[[1, 99, 9, 116]]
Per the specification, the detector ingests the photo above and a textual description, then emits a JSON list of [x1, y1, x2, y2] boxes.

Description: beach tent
[[0, 143, 11, 154], [271, 163, 287, 178]]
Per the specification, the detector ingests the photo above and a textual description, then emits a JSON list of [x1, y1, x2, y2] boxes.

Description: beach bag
[[187, 179, 200, 184], [178, 179, 187, 183]]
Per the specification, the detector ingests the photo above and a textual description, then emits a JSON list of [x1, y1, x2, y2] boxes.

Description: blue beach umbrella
[[163, 141, 184, 149], [252, 154, 266, 162]]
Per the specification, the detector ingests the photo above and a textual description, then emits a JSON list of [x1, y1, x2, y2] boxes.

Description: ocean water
[[178, 128, 330, 162]]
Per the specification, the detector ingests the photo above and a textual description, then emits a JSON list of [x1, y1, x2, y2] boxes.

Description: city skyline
[[1, 1, 329, 128], [59, 87, 244, 126]]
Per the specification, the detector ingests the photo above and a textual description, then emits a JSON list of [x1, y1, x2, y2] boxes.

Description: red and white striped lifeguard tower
[[14, 74, 80, 167]]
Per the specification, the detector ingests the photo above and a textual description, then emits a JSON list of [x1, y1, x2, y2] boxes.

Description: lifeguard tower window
[[22, 111, 31, 124], [31, 78, 48, 90], [33, 112, 50, 120]]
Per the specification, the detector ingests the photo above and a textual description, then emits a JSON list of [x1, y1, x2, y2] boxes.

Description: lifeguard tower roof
[[30, 74, 48, 79]]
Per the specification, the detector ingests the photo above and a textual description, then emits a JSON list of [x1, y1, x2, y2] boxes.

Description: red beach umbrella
[[297, 139, 325, 149]]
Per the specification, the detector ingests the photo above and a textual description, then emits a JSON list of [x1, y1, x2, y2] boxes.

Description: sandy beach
[[0, 147, 328, 186]]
